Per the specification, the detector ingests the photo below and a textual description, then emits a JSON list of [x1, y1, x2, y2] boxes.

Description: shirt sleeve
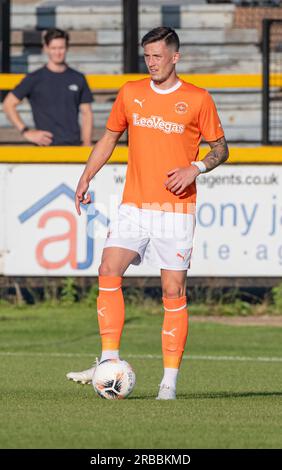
[[79, 75, 93, 104], [106, 85, 128, 132], [198, 91, 224, 142], [12, 74, 35, 100]]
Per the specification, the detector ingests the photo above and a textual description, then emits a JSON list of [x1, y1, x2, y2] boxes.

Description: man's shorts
[[104, 204, 196, 271]]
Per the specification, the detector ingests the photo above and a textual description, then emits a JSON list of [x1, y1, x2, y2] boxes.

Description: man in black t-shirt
[[3, 28, 93, 146]]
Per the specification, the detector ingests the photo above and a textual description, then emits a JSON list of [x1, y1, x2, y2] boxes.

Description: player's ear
[[172, 51, 180, 65]]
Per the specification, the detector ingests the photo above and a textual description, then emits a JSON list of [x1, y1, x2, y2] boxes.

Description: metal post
[[0, 0, 10, 101], [0, 0, 10, 73], [262, 19, 271, 145], [123, 0, 139, 73]]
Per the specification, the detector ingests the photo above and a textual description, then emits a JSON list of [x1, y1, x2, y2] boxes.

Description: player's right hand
[[75, 178, 92, 215], [23, 129, 53, 146]]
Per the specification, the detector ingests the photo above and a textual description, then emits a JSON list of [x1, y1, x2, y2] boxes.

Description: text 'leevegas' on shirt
[[106, 78, 224, 214], [12, 66, 93, 146]]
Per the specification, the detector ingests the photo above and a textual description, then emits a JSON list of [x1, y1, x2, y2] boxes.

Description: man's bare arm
[[75, 128, 123, 214], [3, 92, 53, 145], [201, 136, 229, 172], [80, 102, 93, 146], [3, 92, 26, 131]]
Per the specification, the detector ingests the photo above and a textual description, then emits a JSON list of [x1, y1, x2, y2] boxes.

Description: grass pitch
[[0, 303, 281, 449]]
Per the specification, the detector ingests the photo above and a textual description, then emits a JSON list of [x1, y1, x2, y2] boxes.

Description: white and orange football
[[92, 359, 136, 400]]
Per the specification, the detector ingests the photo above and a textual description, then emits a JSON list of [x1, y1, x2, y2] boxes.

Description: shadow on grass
[[181, 391, 282, 400], [130, 391, 282, 400], [124, 316, 143, 325]]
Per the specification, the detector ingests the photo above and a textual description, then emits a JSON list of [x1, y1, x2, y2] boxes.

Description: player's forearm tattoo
[[202, 136, 229, 172]]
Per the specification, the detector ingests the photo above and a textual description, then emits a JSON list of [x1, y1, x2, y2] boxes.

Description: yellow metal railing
[[1, 73, 282, 163], [0, 146, 281, 163], [0, 73, 267, 90], [0, 73, 281, 90]]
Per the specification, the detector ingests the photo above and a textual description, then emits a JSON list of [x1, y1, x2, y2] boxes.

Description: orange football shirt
[[107, 78, 224, 213]]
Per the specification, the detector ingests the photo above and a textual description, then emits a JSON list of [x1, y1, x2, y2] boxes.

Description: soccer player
[[67, 27, 229, 399], [3, 28, 93, 146]]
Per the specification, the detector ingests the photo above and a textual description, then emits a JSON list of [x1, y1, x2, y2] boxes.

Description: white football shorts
[[104, 204, 196, 271]]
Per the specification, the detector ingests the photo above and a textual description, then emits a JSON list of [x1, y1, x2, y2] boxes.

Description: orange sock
[[162, 296, 188, 369], [97, 276, 124, 351]]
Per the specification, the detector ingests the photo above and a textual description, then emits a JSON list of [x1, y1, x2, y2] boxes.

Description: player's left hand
[[165, 166, 200, 195]]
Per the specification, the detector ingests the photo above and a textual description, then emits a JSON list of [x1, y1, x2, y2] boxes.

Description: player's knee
[[98, 262, 119, 277], [162, 285, 184, 299]]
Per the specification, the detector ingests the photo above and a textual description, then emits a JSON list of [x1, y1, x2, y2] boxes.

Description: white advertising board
[[0, 163, 281, 276], [0, 165, 6, 273], [192, 165, 282, 276]]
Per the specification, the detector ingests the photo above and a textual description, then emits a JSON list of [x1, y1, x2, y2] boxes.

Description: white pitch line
[[0, 351, 282, 363], [128, 354, 282, 363], [185, 354, 282, 363]]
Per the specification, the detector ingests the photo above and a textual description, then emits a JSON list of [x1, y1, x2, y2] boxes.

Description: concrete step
[[10, 43, 262, 73], [11, 44, 261, 62], [11, 27, 258, 46], [11, 56, 123, 74], [0, 102, 113, 128], [11, 30, 98, 46], [0, 127, 125, 144], [10, 53, 262, 74], [11, 4, 235, 31], [39, 1, 207, 6], [9, 3, 260, 76], [0, 91, 263, 143], [181, 5, 234, 29], [0, 123, 262, 144], [94, 28, 259, 45]]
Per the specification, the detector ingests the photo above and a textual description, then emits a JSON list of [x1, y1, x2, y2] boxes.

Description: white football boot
[[156, 384, 176, 400], [66, 358, 99, 385]]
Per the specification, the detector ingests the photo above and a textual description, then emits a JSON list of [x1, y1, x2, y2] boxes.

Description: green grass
[[0, 304, 282, 449]]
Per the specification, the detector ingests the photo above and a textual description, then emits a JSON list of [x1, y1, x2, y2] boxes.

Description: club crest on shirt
[[175, 101, 188, 114]]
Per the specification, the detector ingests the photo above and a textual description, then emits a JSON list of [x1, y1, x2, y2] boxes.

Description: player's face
[[44, 38, 68, 65], [143, 40, 179, 84]]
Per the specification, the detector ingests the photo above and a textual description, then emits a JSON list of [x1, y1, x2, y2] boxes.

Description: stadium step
[[5, 2, 280, 143], [0, 92, 262, 143], [11, 4, 236, 31], [0, 127, 126, 144], [9, 4, 262, 75]]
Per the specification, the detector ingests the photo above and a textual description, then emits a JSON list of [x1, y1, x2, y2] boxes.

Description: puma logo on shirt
[[134, 98, 145, 108]]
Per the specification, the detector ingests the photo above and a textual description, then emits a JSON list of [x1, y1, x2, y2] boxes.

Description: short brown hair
[[141, 27, 180, 51], [43, 28, 69, 46]]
